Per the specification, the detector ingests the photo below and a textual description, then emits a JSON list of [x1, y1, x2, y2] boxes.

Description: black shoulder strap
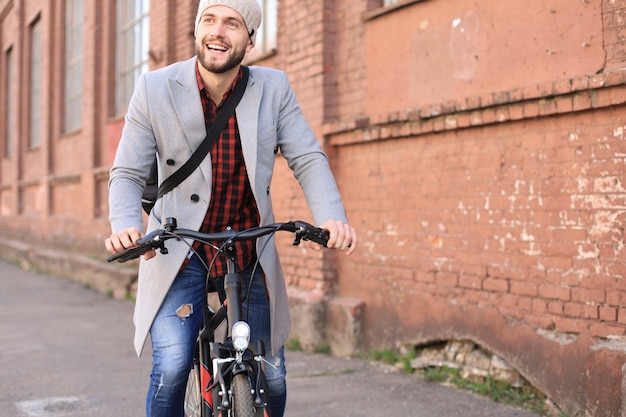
[[156, 66, 249, 201]]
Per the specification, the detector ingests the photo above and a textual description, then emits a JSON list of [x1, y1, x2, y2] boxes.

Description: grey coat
[[109, 57, 347, 357]]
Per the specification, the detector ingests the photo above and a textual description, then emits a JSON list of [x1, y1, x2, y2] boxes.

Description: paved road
[[0, 259, 540, 417]]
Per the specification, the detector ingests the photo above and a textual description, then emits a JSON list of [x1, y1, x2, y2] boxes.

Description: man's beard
[[196, 43, 246, 74]]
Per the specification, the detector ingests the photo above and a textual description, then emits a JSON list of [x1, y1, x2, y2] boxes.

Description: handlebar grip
[[305, 228, 330, 247], [106, 229, 167, 263], [106, 244, 153, 263]]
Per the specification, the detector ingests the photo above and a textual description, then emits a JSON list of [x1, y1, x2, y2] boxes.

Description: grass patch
[[368, 347, 552, 415], [368, 349, 400, 365], [418, 365, 548, 415], [369, 348, 416, 374], [314, 344, 331, 354], [285, 338, 332, 355], [285, 338, 302, 351]]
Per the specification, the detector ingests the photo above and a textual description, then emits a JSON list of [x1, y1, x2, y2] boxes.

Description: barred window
[[29, 17, 42, 149], [64, 0, 84, 133], [246, 0, 277, 61], [115, 0, 150, 116], [4, 47, 14, 157]]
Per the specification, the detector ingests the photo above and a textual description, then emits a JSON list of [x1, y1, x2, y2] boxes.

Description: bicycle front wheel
[[232, 373, 264, 417], [184, 365, 202, 417]]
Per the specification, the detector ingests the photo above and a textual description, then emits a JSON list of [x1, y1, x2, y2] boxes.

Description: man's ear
[[246, 38, 254, 53]]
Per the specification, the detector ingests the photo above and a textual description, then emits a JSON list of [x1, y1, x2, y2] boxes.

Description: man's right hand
[[105, 227, 156, 260]]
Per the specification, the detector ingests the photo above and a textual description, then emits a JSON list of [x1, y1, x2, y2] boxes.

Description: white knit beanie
[[194, 0, 263, 45]]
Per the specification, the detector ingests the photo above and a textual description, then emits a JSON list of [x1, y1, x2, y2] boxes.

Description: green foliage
[[284, 338, 330, 354], [423, 365, 459, 383], [419, 365, 547, 415], [285, 338, 302, 351], [369, 347, 550, 415], [368, 349, 400, 366], [314, 344, 331, 354]]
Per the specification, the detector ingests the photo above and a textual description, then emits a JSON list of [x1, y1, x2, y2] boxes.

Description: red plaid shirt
[[188, 66, 260, 277]]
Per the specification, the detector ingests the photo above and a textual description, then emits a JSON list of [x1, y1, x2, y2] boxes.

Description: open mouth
[[207, 43, 228, 53]]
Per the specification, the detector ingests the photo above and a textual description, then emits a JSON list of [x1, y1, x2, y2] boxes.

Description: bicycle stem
[[223, 253, 243, 341]]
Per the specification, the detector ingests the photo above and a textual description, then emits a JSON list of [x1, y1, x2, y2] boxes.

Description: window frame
[[3, 46, 14, 158], [244, 0, 277, 62], [29, 16, 43, 149], [115, 0, 150, 117], [64, 0, 84, 134]]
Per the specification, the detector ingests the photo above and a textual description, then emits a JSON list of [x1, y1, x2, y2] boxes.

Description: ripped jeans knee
[[146, 255, 206, 417]]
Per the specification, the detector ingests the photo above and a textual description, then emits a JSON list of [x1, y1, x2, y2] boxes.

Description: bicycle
[[107, 217, 330, 417]]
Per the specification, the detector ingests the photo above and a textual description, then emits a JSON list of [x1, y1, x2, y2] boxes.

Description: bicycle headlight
[[232, 321, 251, 351]]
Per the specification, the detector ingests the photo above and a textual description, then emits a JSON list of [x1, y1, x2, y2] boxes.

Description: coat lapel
[[168, 58, 211, 179]]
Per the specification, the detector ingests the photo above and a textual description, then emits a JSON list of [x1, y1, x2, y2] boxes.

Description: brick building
[[2, 0, 626, 415]]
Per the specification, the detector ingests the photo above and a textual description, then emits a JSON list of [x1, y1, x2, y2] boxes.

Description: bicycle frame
[[194, 246, 270, 417]]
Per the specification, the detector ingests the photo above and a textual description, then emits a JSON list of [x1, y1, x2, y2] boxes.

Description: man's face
[[195, 6, 253, 74]]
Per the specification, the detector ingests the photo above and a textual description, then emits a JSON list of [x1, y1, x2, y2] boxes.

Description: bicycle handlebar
[[107, 217, 330, 263]]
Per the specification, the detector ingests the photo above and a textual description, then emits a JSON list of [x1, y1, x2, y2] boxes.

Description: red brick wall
[[313, 1, 626, 415]]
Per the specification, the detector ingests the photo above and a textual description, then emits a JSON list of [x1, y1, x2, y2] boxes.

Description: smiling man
[[195, 4, 253, 76], [105, 1, 358, 416]]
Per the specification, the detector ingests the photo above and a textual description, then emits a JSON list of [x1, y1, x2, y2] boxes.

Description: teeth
[[208, 44, 227, 51]]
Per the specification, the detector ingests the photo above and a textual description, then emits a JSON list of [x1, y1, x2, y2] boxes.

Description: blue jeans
[[146, 254, 287, 417]]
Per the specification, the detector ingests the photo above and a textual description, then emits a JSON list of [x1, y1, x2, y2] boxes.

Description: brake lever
[[290, 221, 330, 247], [106, 229, 167, 263]]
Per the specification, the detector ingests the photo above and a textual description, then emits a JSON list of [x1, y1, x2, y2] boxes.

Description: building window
[[64, 0, 83, 133], [115, 0, 150, 116], [246, 0, 277, 61], [29, 17, 43, 149], [4, 47, 14, 158], [383, 0, 402, 5], [257, 0, 277, 53]]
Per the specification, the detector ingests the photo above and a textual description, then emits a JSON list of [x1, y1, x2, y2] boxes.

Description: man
[[105, 1, 357, 416]]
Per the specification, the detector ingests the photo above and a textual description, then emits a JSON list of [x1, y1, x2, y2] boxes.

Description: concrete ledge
[[0, 239, 137, 300], [288, 287, 365, 357], [288, 288, 326, 352], [325, 296, 365, 357]]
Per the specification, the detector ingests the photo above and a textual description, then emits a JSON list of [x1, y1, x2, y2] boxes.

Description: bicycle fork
[[211, 257, 270, 415]]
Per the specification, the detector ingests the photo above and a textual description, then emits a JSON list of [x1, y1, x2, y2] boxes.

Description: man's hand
[[105, 227, 156, 260], [308, 219, 357, 255]]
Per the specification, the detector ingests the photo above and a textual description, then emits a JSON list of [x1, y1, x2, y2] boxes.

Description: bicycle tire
[[184, 365, 202, 417], [232, 373, 264, 417]]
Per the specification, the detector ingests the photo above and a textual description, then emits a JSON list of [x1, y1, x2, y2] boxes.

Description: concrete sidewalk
[[284, 351, 543, 417], [0, 259, 541, 417]]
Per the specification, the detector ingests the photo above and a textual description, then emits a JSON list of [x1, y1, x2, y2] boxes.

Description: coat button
[[167, 159, 176, 166], [191, 194, 200, 202], [266, 186, 270, 195]]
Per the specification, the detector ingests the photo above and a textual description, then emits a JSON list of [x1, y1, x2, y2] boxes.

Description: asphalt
[[0, 258, 542, 417]]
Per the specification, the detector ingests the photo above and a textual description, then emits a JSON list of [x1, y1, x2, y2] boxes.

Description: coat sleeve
[[108, 74, 156, 234]]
